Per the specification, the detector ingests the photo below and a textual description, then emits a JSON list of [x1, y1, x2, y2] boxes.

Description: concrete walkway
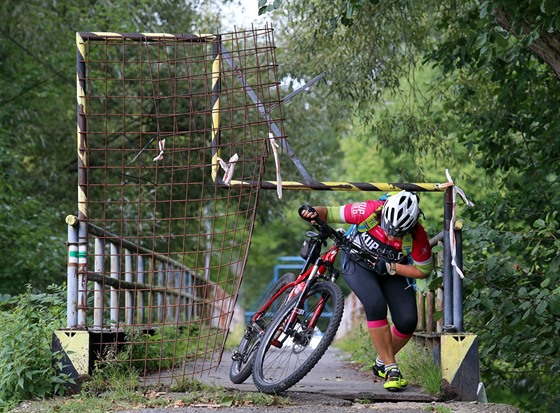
[[197, 347, 435, 403]]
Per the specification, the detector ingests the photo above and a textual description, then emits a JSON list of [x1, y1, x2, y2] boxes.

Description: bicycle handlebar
[[299, 205, 378, 265]]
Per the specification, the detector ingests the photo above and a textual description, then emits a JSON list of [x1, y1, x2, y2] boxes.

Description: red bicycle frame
[[252, 242, 340, 325]]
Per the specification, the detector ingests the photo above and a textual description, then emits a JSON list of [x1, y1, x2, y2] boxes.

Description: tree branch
[[494, 7, 560, 80]]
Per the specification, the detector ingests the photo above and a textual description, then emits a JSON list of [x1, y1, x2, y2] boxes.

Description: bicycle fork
[[231, 321, 266, 362], [270, 265, 328, 349]]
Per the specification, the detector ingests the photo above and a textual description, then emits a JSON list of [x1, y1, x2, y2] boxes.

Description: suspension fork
[[284, 265, 326, 332], [270, 266, 320, 345], [306, 292, 329, 330]]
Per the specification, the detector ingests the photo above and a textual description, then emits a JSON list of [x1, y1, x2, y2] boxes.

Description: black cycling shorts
[[341, 251, 418, 335]]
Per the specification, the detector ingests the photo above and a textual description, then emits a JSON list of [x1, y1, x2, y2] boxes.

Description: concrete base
[[414, 332, 480, 401], [52, 329, 126, 390]]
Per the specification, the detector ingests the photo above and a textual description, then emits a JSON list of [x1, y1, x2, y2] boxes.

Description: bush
[[464, 214, 560, 412], [0, 285, 74, 410]]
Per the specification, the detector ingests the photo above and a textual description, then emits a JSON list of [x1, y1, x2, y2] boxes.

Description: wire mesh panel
[[73, 27, 285, 382]]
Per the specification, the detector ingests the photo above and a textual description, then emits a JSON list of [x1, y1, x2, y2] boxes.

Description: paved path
[[197, 347, 435, 403], [119, 347, 520, 413]]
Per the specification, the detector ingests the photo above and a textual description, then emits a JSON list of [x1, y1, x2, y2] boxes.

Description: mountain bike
[[246, 206, 378, 394]]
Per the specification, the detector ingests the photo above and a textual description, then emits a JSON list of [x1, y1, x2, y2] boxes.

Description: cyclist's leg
[[381, 274, 417, 353], [341, 254, 388, 319], [341, 253, 412, 387], [341, 254, 395, 365], [378, 274, 416, 389]]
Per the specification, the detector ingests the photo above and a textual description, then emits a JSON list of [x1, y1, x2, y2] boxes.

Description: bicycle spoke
[[253, 281, 344, 393]]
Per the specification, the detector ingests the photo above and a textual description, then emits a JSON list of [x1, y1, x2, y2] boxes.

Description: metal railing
[[65, 215, 231, 331], [416, 219, 464, 334]]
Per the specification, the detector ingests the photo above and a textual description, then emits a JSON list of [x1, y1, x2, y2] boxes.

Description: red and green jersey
[[326, 200, 433, 276]]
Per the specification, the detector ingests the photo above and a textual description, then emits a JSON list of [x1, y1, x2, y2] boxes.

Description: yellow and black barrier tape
[[217, 179, 445, 192], [77, 32, 216, 42]]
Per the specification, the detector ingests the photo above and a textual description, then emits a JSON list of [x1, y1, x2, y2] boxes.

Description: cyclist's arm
[[400, 225, 433, 279], [394, 262, 429, 279], [303, 202, 380, 225]]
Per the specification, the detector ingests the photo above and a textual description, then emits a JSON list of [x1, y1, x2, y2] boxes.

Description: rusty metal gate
[[56, 27, 286, 384]]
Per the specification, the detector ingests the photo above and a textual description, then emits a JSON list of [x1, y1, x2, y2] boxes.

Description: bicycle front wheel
[[229, 272, 296, 384], [252, 280, 344, 394]]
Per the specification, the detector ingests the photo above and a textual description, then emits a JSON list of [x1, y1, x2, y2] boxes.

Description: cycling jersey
[[326, 199, 434, 335], [326, 200, 433, 276]]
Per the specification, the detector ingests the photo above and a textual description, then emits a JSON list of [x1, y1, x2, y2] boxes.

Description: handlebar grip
[[298, 205, 319, 222]]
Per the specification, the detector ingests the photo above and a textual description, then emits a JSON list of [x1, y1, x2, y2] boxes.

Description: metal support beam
[[453, 221, 464, 333], [443, 187, 454, 331]]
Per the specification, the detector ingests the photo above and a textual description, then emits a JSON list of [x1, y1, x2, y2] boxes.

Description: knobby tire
[[251, 281, 344, 394], [229, 272, 297, 384]]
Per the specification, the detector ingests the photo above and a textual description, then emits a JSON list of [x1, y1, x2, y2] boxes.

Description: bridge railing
[[65, 215, 231, 332]]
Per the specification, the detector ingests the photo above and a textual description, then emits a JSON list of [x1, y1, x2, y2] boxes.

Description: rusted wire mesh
[[73, 26, 284, 383]]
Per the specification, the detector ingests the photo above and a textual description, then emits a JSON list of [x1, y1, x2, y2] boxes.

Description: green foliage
[[0, 285, 73, 410], [2, 0, 560, 411], [74, 367, 290, 412], [0, 143, 68, 294], [46, 378, 290, 413], [397, 341, 442, 397], [264, 1, 560, 410], [88, 322, 222, 378], [335, 323, 375, 365], [0, 0, 224, 296], [258, 0, 282, 16], [463, 213, 560, 411], [82, 357, 142, 399]]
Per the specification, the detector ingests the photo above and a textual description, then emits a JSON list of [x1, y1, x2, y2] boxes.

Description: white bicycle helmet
[[380, 190, 421, 237]]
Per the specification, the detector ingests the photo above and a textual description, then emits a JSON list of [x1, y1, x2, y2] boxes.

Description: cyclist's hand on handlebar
[[298, 205, 319, 222], [374, 256, 394, 276]]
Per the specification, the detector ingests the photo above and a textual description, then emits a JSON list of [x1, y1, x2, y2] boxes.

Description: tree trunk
[[495, 8, 560, 80]]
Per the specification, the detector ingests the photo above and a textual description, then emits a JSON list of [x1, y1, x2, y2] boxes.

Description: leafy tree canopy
[[253, 1, 560, 410]]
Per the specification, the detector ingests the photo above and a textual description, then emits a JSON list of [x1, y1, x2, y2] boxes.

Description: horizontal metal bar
[[67, 215, 202, 280], [77, 32, 215, 42], [429, 231, 444, 247], [223, 180, 446, 192], [87, 272, 202, 301]]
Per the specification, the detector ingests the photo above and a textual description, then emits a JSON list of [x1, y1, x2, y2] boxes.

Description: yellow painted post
[[440, 334, 480, 401], [52, 330, 90, 388]]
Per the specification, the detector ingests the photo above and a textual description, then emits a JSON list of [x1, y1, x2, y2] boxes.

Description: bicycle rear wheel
[[251, 280, 344, 394], [229, 272, 296, 384]]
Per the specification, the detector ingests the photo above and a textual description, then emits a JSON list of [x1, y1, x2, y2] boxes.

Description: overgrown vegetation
[[463, 214, 560, 411], [2, 0, 560, 412], [0, 285, 73, 411], [0, 285, 286, 412], [11, 361, 290, 413]]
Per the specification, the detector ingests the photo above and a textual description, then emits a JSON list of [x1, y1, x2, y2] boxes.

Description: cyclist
[[299, 190, 433, 391]]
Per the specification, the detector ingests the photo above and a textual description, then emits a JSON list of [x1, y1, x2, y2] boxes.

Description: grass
[[335, 324, 443, 397], [10, 322, 291, 413], [11, 364, 291, 413]]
